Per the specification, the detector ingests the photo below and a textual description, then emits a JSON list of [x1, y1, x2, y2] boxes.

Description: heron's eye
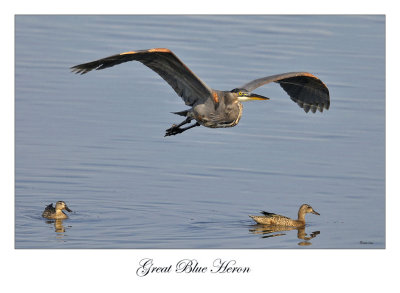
[[239, 92, 243, 96]]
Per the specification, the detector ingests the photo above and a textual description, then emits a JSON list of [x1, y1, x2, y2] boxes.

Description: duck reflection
[[44, 218, 71, 233], [249, 225, 320, 246]]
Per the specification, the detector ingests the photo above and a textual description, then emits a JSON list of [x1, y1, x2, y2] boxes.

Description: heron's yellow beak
[[249, 93, 269, 100], [238, 93, 269, 101]]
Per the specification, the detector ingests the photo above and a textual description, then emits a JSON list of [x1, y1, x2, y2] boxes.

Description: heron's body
[[42, 201, 72, 220], [71, 48, 330, 136], [184, 90, 243, 128], [249, 204, 320, 227]]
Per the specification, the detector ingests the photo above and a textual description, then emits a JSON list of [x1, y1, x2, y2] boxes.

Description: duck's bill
[[312, 210, 320, 216], [65, 206, 72, 212]]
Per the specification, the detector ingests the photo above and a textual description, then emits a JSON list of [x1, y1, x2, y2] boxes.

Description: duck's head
[[55, 201, 72, 213], [300, 204, 320, 216]]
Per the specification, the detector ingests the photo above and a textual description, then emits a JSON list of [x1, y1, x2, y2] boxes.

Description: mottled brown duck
[[249, 204, 319, 227], [42, 201, 72, 220]]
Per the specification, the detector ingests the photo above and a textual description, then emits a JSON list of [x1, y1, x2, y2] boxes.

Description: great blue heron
[[71, 48, 330, 136]]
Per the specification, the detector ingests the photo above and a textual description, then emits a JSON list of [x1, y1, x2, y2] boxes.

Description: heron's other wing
[[240, 72, 330, 113], [71, 48, 213, 106]]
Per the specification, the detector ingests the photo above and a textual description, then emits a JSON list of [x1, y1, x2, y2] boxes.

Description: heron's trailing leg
[[165, 117, 200, 136], [165, 122, 200, 136]]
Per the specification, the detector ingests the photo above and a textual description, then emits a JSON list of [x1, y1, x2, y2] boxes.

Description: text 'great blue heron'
[[71, 48, 330, 136]]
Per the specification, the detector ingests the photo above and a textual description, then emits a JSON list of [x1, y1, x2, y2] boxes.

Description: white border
[[4, 1, 398, 292]]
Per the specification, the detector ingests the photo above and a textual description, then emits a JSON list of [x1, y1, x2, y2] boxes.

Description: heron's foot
[[164, 122, 201, 137], [165, 125, 185, 137]]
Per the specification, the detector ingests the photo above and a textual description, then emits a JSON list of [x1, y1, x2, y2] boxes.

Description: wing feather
[[260, 211, 291, 220], [240, 72, 330, 113], [71, 48, 212, 106]]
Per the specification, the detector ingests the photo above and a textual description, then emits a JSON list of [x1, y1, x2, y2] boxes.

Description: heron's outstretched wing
[[240, 72, 330, 113], [71, 48, 212, 106]]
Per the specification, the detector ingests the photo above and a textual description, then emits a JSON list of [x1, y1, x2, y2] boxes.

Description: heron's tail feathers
[[172, 110, 189, 117]]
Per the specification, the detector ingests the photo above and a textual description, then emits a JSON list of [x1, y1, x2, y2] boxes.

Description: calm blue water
[[15, 15, 385, 248]]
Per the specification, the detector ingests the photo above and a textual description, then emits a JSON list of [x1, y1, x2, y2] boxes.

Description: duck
[[249, 204, 319, 227], [42, 201, 72, 220]]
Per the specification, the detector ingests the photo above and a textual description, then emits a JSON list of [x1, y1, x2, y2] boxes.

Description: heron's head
[[230, 88, 269, 101]]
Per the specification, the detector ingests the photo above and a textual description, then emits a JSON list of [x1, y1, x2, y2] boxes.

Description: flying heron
[[71, 48, 330, 136]]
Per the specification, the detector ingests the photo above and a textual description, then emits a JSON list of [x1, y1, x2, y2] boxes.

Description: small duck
[[249, 204, 319, 227], [42, 201, 72, 220]]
